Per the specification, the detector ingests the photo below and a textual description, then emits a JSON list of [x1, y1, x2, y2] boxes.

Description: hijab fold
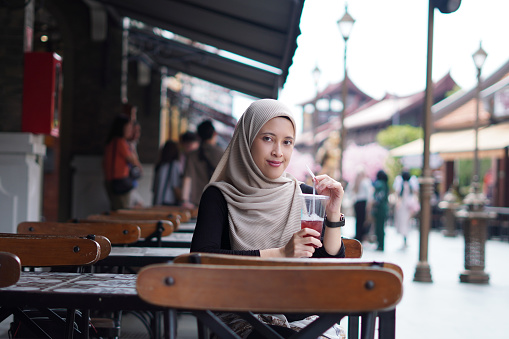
[[207, 99, 302, 251]]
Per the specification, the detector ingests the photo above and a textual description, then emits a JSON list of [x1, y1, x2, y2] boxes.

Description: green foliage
[[376, 125, 423, 150], [456, 158, 493, 197]]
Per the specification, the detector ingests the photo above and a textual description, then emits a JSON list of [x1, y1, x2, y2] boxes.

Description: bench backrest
[[173, 252, 403, 280], [77, 219, 175, 238], [18, 221, 141, 245], [108, 209, 191, 223], [0, 251, 21, 288], [137, 262, 403, 313], [86, 213, 184, 229], [0, 233, 102, 267], [133, 205, 198, 219]]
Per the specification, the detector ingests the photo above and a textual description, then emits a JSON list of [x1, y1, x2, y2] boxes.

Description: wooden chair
[[137, 258, 403, 339], [0, 251, 21, 288], [78, 218, 177, 245], [0, 233, 102, 267], [18, 221, 141, 246]]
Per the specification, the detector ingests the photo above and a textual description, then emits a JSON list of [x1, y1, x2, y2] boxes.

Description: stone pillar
[[71, 155, 154, 219], [456, 191, 496, 284], [438, 188, 460, 237], [0, 133, 46, 232]]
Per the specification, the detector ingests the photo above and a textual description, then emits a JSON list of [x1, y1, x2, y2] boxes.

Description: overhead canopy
[[390, 122, 509, 161], [98, 0, 305, 98]]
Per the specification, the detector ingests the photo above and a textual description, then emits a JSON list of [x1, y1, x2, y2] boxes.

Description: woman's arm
[[312, 176, 345, 256], [191, 186, 259, 256]]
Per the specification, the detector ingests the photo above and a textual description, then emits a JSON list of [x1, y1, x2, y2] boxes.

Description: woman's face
[[250, 117, 295, 179], [123, 121, 133, 139]]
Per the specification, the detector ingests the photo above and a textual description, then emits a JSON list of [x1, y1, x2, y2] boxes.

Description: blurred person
[[348, 165, 373, 242], [372, 170, 389, 251], [393, 171, 420, 248], [102, 114, 142, 210], [178, 131, 199, 172], [181, 120, 224, 209], [152, 140, 182, 205], [127, 120, 145, 208]]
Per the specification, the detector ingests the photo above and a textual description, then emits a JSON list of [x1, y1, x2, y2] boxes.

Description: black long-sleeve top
[[190, 183, 345, 258]]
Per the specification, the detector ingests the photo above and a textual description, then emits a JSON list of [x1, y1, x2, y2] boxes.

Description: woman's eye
[[262, 136, 273, 142], [284, 139, 294, 146]]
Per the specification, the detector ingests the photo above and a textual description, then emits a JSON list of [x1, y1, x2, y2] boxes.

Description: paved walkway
[[341, 217, 509, 339]]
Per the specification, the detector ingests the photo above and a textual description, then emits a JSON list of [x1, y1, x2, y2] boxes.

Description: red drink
[[301, 219, 323, 247]]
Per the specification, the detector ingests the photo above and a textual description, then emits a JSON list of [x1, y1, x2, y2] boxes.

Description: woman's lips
[[267, 160, 282, 167]]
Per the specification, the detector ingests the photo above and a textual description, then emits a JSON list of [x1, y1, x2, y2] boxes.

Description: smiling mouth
[[267, 160, 282, 167]]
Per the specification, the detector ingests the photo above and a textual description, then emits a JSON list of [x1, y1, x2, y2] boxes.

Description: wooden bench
[[137, 257, 403, 339], [173, 252, 402, 278], [18, 221, 141, 246], [132, 205, 199, 219], [0, 251, 21, 288], [0, 233, 102, 267], [79, 218, 176, 246], [107, 208, 192, 223]]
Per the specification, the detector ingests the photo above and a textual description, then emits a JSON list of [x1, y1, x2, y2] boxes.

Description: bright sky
[[233, 0, 509, 135]]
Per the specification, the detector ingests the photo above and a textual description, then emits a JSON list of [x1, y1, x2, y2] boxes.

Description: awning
[[390, 122, 509, 161], [97, 0, 305, 99]]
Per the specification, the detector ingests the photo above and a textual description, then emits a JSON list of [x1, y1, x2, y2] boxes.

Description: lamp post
[[414, 1, 435, 283], [455, 42, 494, 284], [471, 43, 487, 194], [312, 64, 321, 153], [337, 4, 355, 181]]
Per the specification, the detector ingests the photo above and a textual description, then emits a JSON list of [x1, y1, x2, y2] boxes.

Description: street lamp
[[337, 4, 355, 181], [471, 42, 487, 193], [312, 64, 321, 152], [455, 42, 494, 284]]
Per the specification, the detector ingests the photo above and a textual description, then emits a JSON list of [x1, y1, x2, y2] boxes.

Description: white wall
[[71, 155, 154, 219]]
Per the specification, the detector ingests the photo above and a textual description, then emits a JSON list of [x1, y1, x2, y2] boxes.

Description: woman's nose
[[272, 143, 283, 157]]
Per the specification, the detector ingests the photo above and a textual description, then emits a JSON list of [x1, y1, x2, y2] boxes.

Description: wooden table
[[175, 222, 195, 233], [0, 271, 171, 339], [96, 247, 189, 267]]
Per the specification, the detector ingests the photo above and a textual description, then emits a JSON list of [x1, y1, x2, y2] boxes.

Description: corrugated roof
[[98, 0, 305, 98]]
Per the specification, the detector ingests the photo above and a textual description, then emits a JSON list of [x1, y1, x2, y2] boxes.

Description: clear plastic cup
[[300, 194, 329, 244]]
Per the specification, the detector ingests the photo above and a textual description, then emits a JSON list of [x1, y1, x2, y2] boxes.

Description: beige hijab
[[207, 99, 302, 251]]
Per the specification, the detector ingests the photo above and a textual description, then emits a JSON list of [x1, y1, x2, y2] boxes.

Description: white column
[[0, 133, 46, 232]]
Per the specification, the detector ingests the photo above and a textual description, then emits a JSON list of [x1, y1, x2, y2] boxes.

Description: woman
[[191, 99, 346, 338], [103, 114, 142, 210], [372, 170, 389, 251], [349, 166, 373, 242], [152, 140, 182, 206], [393, 171, 420, 248]]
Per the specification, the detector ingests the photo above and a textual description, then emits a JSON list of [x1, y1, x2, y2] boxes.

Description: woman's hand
[[281, 228, 322, 258], [313, 174, 344, 221]]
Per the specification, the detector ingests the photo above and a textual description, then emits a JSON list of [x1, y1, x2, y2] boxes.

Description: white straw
[[305, 165, 316, 215]]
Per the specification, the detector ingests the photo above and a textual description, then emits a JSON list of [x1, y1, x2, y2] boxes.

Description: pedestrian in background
[[349, 166, 373, 243], [102, 114, 142, 210], [178, 131, 199, 172], [152, 140, 182, 206], [372, 170, 389, 251], [181, 120, 224, 208], [393, 171, 420, 248]]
